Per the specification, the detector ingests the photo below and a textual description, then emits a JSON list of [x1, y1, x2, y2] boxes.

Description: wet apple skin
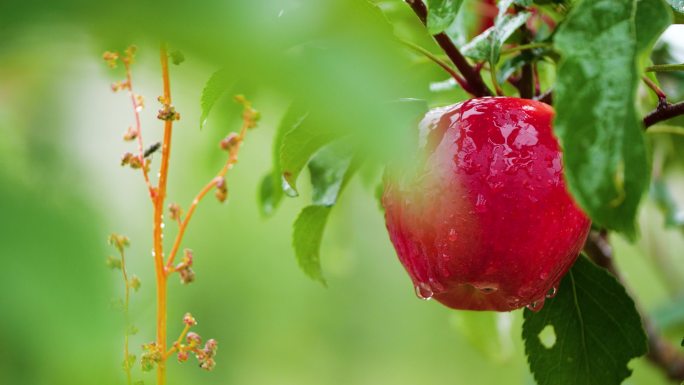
[[382, 97, 591, 311]]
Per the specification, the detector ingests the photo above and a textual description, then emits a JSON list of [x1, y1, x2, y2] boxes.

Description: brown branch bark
[[644, 101, 684, 128], [405, 0, 492, 97], [583, 231, 684, 382]]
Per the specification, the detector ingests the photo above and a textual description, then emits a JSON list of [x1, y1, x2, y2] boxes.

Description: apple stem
[[405, 0, 492, 97], [584, 231, 684, 382]]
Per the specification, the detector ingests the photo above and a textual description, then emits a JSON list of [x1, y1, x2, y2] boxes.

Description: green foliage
[[199, 68, 232, 129], [292, 142, 357, 284], [461, 1, 531, 68], [553, 0, 668, 237], [279, 113, 338, 197], [258, 104, 309, 216], [426, 0, 466, 34], [522, 255, 647, 385], [665, 0, 684, 13]]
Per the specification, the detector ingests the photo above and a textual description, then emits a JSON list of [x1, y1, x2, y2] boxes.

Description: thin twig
[[165, 105, 252, 270], [400, 39, 474, 95], [644, 101, 684, 128], [583, 231, 684, 382], [642, 76, 668, 107], [501, 42, 552, 55], [405, 0, 492, 97], [123, 61, 154, 198], [646, 63, 684, 73], [518, 25, 534, 99]]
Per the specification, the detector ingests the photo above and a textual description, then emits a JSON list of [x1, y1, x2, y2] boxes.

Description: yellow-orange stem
[[165, 121, 249, 270], [154, 42, 174, 385]]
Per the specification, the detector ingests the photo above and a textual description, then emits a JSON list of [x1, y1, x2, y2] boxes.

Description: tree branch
[[583, 231, 684, 382], [405, 0, 492, 97], [644, 101, 684, 128]]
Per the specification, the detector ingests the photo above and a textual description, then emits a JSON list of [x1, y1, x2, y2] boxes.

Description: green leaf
[[553, 0, 658, 237], [665, 0, 684, 13], [292, 205, 332, 285], [258, 171, 282, 217], [279, 113, 338, 197], [292, 141, 358, 284], [636, 0, 673, 63], [461, 7, 531, 65], [258, 104, 309, 216], [199, 68, 232, 129], [308, 142, 354, 206], [426, 0, 466, 35], [522, 255, 647, 385]]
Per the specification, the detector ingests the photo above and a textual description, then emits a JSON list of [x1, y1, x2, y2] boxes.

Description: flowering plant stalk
[[104, 43, 259, 385]]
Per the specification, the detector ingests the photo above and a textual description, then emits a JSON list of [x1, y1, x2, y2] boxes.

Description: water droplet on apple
[[539, 271, 549, 280], [415, 282, 434, 300], [475, 194, 487, 212], [526, 298, 546, 312], [448, 229, 458, 242], [546, 286, 558, 299]]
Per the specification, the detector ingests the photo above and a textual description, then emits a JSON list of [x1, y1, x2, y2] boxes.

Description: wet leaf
[[426, 0, 465, 35], [523, 255, 647, 385], [292, 141, 357, 284], [553, 0, 667, 237]]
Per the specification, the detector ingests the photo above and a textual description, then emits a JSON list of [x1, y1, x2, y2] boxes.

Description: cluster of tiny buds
[[171, 314, 219, 371], [157, 96, 181, 121], [121, 153, 150, 172], [108, 233, 130, 254], [219, 132, 240, 153], [140, 342, 163, 372], [215, 177, 227, 203], [102, 51, 119, 68], [111, 80, 131, 92], [175, 249, 195, 284]]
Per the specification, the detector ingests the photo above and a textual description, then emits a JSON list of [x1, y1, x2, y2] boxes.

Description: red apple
[[382, 97, 590, 312]]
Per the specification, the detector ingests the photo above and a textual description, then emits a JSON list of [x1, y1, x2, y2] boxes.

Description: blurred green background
[[1, 1, 683, 384]]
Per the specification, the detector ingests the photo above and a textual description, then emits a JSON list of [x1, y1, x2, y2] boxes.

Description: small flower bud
[[128, 156, 143, 169], [204, 339, 218, 356], [129, 275, 141, 291], [219, 133, 240, 152], [108, 234, 130, 253], [179, 267, 195, 284], [134, 94, 145, 110], [200, 358, 216, 371], [183, 312, 197, 326], [177, 351, 189, 362], [103, 51, 119, 68], [140, 341, 162, 372], [186, 332, 202, 346], [122, 45, 137, 65], [169, 203, 182, 221], [157, 104, 180, 121], [121, 152, 134, 166], [215, 177, 228, 203], [123, 126, 138, 141], [106, 255, 122, 269], [111, 81, 130, 92]]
